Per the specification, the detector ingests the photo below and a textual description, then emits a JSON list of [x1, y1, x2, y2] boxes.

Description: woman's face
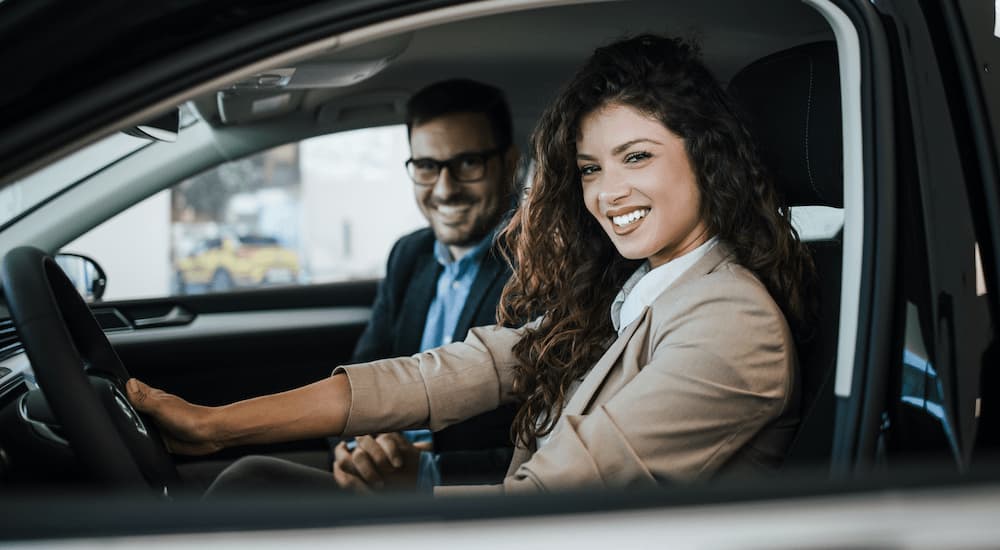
[[577, 103, 709, 268]]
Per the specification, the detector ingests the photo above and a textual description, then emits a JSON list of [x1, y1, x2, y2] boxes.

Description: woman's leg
[[204, 455, 343, 496]]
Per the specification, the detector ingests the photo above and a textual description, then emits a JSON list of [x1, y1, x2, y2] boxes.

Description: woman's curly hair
[[497, 34, 815, 447]]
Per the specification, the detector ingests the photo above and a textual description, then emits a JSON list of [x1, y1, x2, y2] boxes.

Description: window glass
[[62, 125, 426, 301], [0, 104, 199, 230], [883, 115, 995, 468], [1, 134, 152, 230], [892, 300, 960, 464]]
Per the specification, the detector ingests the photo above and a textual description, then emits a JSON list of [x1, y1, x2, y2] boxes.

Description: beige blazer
[[335, 244, 799, 495]]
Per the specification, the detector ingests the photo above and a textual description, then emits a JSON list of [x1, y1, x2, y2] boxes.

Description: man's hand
[[332, 432, 429, 493], [126, 378, 224, 455]]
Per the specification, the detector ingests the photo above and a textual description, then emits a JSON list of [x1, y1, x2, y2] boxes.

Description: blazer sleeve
[[502, 275, 795, 494], [334, 324, 523, 436]]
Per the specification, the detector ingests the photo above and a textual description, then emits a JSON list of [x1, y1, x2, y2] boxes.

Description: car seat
[[727, 41, 843, 470]]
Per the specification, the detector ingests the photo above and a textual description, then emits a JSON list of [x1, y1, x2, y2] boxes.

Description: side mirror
[[121, 108, 179, 143], [54, 253, 107, 302]]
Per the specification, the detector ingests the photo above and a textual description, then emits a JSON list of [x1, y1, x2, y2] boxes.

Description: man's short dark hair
[[406, 79, 513, 150]]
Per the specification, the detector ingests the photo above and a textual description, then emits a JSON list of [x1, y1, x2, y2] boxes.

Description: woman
[[127, 34, 813, 495]]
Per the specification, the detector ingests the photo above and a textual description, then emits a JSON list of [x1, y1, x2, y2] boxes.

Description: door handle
[[132, 305, 195, 328]]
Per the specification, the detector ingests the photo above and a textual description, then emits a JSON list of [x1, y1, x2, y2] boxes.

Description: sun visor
[[214, 33, 411, 125], [216, 89, 301, 125], [316, 91, 409, 128]]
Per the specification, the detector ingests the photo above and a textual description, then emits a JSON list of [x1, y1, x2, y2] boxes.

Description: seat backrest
[[727, 41, 842, 468]]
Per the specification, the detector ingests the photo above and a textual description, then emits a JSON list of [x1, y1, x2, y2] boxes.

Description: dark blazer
[[351, 227, 516, 455]]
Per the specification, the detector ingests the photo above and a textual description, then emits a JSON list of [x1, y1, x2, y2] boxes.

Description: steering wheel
[[1, 246, 180, 494]]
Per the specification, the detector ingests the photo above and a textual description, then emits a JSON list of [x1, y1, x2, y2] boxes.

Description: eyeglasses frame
[[404, 147, 505, 186]]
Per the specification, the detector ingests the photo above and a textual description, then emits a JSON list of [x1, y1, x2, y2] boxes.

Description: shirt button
[[451, 281, 461, 290]]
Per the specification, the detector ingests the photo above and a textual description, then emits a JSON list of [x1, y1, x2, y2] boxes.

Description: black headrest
[[727, 41, 842, 208]]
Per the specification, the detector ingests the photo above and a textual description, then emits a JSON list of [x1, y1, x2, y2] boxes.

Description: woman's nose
[[598, 182, 629, 204]]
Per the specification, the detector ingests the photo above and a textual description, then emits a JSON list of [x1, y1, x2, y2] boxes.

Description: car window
[[0, 105, 200, 230], [61, 125, 426, 300]]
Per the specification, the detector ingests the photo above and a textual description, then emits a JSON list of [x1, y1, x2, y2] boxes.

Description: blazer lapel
[[453, 249, 504, 340], [561, 243, 733, 417], [667, 241, 731, 292], [562, 307, 649, 417], [506, 313, 648, 475], [395, 252, 441, 354], [505, 445, 534, 477]]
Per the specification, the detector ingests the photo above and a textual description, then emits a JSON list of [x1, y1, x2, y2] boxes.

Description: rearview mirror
[[55, 253, 107, 302]]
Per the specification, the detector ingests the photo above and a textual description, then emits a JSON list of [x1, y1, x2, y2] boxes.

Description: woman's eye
[[579, 164, 599, 176], [624, 151, 652, 163]]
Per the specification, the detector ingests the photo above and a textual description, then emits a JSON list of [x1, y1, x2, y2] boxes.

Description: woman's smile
[[607, 206, 651, 235]]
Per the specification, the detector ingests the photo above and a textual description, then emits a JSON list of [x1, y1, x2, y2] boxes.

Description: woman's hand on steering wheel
[[126, 378, 224, 456]]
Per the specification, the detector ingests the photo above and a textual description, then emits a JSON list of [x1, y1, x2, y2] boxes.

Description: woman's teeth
[[612, 208, 649, 227]]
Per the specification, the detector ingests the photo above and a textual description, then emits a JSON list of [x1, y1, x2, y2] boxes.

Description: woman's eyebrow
[[611, 138, 661, 155], [576, 138, 663, 160]]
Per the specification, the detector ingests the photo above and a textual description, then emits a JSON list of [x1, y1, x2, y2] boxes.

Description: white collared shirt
[[611, 236, 719, 335]]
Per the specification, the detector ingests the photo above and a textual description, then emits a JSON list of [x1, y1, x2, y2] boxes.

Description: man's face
[[408, 112, 514, 251]]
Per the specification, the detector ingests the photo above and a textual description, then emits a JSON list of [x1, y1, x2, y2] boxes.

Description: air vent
[[0, 319, 22, 360]]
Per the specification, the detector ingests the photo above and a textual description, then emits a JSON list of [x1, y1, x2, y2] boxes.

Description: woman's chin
[[612, 245, 650, 262]]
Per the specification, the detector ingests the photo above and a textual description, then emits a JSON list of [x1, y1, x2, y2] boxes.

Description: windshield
[[0, 105, 199, 229]]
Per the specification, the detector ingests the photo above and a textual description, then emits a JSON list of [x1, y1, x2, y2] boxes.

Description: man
[[337, 79, 520, 490]]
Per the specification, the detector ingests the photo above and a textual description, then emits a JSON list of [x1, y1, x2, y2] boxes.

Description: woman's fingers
[[124, 378, 221, 455], [125, 378, 158, 414], [126, 378, 187, 425]]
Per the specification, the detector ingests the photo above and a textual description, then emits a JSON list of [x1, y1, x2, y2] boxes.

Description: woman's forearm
[[209, 374, 352, 448]]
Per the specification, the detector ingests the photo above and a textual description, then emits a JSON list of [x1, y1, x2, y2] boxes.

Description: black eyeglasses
[[405, 148, 503, 185]]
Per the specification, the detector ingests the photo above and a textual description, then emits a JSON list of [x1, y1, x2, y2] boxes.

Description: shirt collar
[[610, 236, 719, 334], [433, 229, 495, 268]]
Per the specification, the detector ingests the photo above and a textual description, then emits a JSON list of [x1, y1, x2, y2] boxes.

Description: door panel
[[100, 280, 376, 407]]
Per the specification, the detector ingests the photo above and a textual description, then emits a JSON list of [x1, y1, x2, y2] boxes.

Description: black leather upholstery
[[727, 41, 842, 468], [728, 42, 842, 209]]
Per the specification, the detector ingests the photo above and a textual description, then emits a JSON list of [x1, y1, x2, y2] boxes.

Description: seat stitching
[[805, 56, 821, 201]]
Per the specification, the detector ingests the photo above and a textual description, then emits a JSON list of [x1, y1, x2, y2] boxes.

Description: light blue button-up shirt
[[418, 233, 494, 352], [411, 231, 495, 490]]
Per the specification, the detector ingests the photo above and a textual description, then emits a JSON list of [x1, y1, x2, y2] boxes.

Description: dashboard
[[0, 323, 82, 487]]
